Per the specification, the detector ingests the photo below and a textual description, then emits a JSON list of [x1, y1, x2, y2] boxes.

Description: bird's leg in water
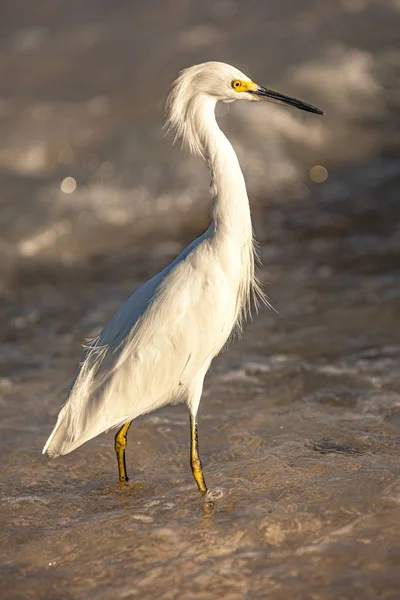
[[114, 421, 132, 482], [190, 413, 207, 493]]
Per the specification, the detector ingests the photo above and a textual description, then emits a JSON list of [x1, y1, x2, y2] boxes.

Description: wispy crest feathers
[[165, 66, 212, 157], [165, 62, 246, 158]]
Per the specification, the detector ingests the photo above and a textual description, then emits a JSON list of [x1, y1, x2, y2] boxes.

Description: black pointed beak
[[249, 86, 324, 115]]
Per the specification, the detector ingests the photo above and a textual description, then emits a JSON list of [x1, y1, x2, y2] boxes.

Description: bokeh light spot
[[310, 165, 328, 183], [60, 176, 77, 194]]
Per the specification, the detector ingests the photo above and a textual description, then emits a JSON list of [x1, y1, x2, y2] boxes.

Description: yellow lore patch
[[231, 80, 258, 93]]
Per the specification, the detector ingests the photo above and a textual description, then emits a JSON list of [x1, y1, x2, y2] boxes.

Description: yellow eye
[[232, 80, 242, 90]]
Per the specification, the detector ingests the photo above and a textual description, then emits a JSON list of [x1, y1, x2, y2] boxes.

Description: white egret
[[43, 62, 323, 493]]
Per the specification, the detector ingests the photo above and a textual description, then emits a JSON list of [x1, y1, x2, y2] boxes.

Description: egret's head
[[166, 61, 323, 155], [168, 61, 323, 113]]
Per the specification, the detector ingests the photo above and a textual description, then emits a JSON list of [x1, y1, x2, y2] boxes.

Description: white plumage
[[43, 62, 322, 491]]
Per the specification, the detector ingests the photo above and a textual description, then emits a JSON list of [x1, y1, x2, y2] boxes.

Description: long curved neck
[[167, 89, 264, 319], [191, 97, 253, 241]]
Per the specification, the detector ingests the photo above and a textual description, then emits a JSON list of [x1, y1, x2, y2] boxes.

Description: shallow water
[[2, 170, 400, 599], [1, 1, 400, 599]]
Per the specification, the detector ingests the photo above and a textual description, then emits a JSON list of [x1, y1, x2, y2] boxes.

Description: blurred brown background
[[0, 0, 399, 274]]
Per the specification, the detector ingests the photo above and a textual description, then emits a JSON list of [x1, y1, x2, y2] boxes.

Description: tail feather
[[42, 402, 128, 458], [42, 417, 86, 458]]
